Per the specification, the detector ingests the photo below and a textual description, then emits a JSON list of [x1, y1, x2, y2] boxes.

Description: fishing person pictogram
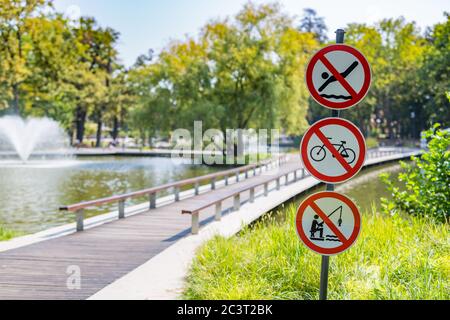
[[309, 206, 343, 242]]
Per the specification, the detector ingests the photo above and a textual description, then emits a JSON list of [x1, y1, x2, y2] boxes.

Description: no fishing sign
[[296, 192, 361, 256]]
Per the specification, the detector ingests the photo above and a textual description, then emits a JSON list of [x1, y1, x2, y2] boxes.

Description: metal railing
[[59, 155, 288, 231]]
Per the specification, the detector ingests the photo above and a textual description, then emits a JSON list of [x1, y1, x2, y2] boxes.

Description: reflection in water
[[275, 162, 405, 223], [0, 157, 221, 233], [0, 157, 406, 235], [335, 163, 403, 213]]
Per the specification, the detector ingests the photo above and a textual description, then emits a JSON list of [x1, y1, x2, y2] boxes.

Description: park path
[[0, 156, 301, 300], [0, 148, 420, 300]]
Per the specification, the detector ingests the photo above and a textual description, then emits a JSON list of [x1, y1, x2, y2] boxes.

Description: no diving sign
[[296, 191, 361, 256], [306, 44, 371, 110], [300, 117, 366, 183]]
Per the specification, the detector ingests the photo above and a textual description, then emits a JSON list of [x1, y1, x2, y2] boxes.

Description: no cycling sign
[[300, 117, 366, 184], [306, 44, 371, 110]]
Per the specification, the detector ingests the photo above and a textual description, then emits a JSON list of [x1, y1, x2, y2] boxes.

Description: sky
[[53, 0, 449, 67]]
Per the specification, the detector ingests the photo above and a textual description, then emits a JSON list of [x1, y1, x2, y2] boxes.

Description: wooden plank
[[0, 155, 293, 300]]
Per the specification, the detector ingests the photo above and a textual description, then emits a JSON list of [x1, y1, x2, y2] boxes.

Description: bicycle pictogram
[[310, 138, 356, 165]]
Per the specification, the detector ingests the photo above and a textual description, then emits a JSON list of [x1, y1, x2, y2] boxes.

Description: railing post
[[224, 176, 228, 186], [264, 183, 269, 196], [302, 168, 305, 178], [149, 193, 156, 209], [211, 178, 216, 190], [76, 209, 84, 232], [294, 170, 298, 182], [233, 194, 240, 211], [285, 174, 289, 185], [253, 167, 256, 176], [250, 187, 255, 203], [276, 177, 280, 190], [191, 212, 199, 235], [215, 202, 222, 221], [195, 182, 200, 195], [245, 170, 249, 179], [118, 200, 125, 219], [174, 187, 180, 201], [236, 172, 240, 182]]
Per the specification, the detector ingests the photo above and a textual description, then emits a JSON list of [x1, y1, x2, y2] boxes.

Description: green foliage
[[0, 1, 448, 145], [0, 226, 20, 241], [365, 137, 379, 149], [381, 124, 450, 222], [129, 3, 318, 140], [184, 204, 449, 300]]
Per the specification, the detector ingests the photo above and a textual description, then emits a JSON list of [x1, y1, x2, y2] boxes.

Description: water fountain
[[0, 115, 73, 163]]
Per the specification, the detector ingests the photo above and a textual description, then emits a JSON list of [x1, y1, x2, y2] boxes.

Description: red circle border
[[306, 44, 372, 110], [300, 118, 366, 184], [295, 191, 361, 256]]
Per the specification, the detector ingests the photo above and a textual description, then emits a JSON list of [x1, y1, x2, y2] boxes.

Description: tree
[[0, 0, 52, 114], [298, 8, 328, 43], [419, 13, 450, 128], [70, 17, 120, 145]]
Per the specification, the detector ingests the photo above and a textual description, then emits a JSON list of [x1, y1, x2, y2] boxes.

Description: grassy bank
[[184, 204, 449, 300], [0, 227, 20, 242]]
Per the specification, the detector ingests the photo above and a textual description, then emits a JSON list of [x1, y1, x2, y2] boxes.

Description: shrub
[[365, 137, 379, 149], [380, 124, 450, 223]]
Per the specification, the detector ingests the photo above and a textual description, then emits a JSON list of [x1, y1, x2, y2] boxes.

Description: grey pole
[[319, 28, 346, 301]]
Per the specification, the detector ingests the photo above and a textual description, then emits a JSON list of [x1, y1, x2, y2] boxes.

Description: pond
[[0, 156, 222, 233], [0, 156, 406, 235], [276, 161, 406, 221]]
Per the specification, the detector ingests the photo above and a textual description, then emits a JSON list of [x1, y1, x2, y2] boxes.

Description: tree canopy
[[0, 1, 448, 146]]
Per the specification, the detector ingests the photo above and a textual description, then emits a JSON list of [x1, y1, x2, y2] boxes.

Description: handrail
[[183, 163, 306, 234], [181, 148, 421, 234], [59, 154, 288, 231]]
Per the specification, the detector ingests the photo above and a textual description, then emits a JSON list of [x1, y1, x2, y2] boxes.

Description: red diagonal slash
[[309, 201, 348, 244], [319, 55, 358, 98], [313, 128, 354, 173]]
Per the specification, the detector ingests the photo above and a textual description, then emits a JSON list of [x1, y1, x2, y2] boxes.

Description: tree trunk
[[12, 83, 20, 114], [75, 106, 87, 144], [111, 116, 119, 140], [95, 118, 102, 148]]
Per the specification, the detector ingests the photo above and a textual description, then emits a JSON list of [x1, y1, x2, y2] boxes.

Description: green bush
[[365, 137, 379, 149], [184, 204, 449, 300], [380, 124, 450, 222]]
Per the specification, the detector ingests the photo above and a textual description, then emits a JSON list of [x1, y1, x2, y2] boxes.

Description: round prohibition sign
[[296, 192, 361, 256], [306, 44, 371, 110], [300, 117, 366, 184]]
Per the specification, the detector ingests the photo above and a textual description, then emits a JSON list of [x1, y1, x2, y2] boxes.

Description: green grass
[[0, 226, 21, 241], [184, 204, 449, 300]]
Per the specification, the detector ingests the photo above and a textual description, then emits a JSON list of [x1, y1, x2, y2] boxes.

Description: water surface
[[0, 156, 221, 233]]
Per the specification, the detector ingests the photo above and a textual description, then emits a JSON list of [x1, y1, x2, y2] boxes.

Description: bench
[[59, 155, 288, 232], [181, 162, 307, 234]]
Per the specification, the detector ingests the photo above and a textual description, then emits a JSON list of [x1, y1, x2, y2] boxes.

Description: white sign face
[[296, 192, 361, 256], [300, 118, 366, 184], [306, 44, 371, 110], [311, 51, 365, 102]]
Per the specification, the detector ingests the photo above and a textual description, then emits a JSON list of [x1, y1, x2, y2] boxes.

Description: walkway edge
[[88, 176, 321, 300], [88, 150, 420, 300]]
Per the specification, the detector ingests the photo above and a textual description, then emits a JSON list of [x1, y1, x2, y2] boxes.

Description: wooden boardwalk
[[0, 149, 419, 300], [0, 157, 301, 300]]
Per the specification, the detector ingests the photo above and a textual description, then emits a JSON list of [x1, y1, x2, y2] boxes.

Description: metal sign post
[[319, 28, 345, 301]]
